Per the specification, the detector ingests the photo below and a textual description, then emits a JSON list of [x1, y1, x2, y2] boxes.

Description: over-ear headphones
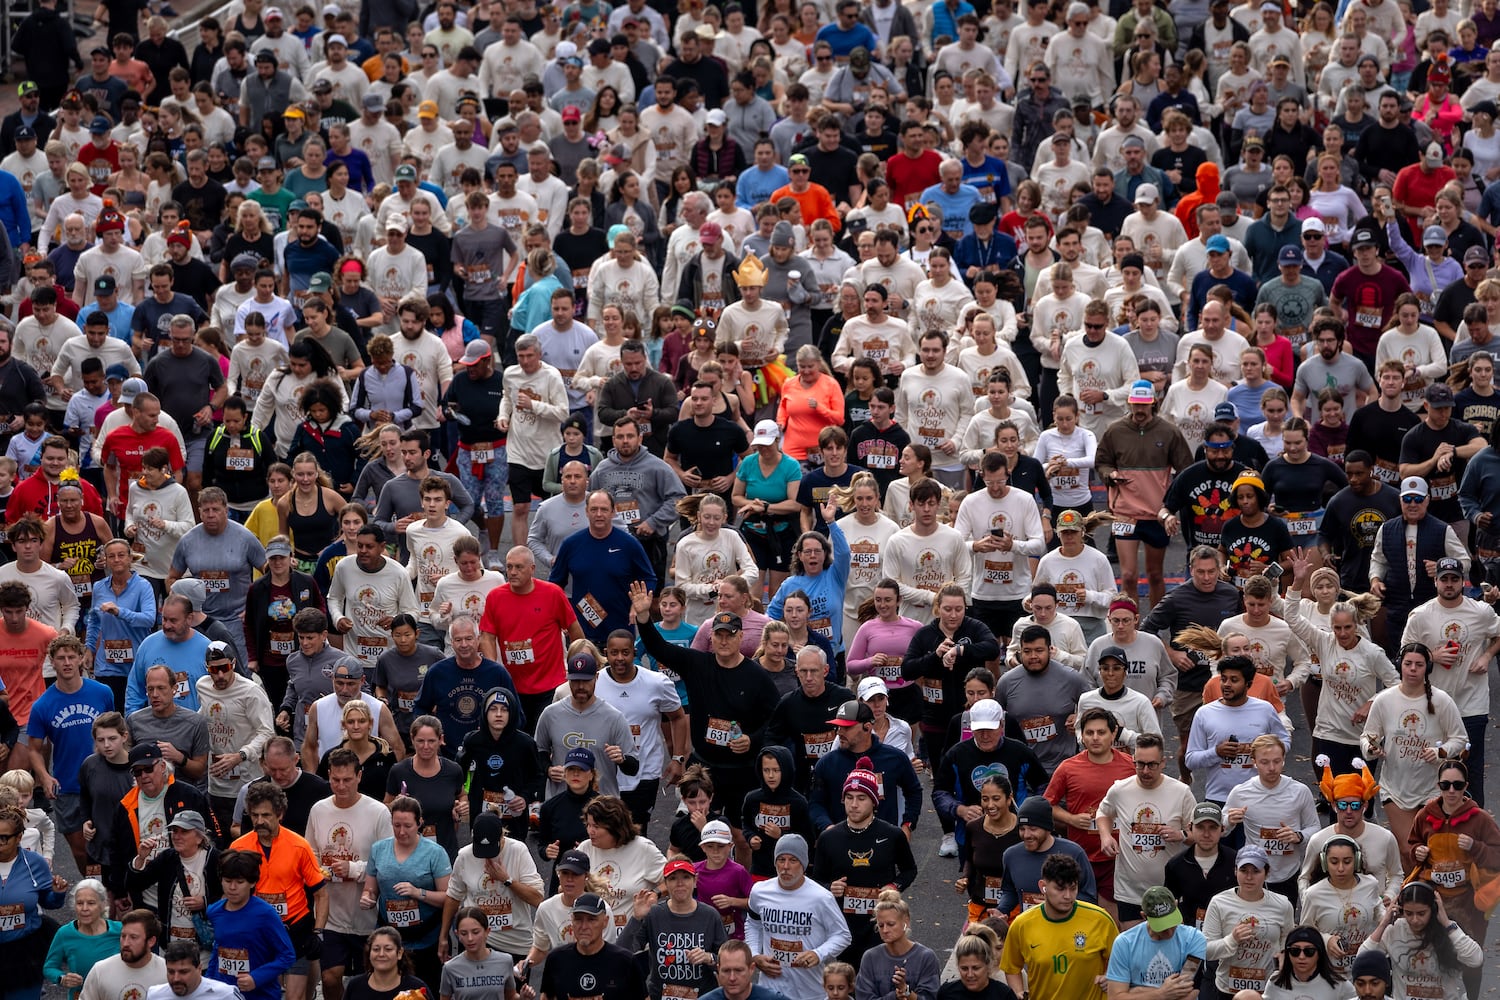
[[1320, 833, 1363, 874]]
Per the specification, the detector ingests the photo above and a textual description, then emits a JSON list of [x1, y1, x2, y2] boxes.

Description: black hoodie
[[457, 721, 546, 843], [739, 746, 814, 878]]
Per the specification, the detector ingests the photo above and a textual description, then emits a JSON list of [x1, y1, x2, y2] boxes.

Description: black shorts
[[743, 526, 795, 573], [1118, 518, 1171, 549], [507, 464, 547, 505], [320, 930, 366, 973]]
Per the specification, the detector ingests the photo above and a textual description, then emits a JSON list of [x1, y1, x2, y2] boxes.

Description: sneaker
[[484, 550, 503, 571], [939, 832, 958, 857]]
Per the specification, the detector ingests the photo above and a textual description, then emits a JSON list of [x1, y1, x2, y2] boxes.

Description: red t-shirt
[[1331, 264, 1411, 359], [1391, 163, 1456, 244], [479, 580, 578, 694], [0, 619, 58, 725], [885, 149, 944, 212], [1042, 747, 1136, 861], [100, 425, 184, 510]]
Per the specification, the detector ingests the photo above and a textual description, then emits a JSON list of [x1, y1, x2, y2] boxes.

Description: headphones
[[1320, 833, 1363, 874]]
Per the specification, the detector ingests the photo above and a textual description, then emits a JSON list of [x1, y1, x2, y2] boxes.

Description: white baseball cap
[[751, 419, 780, 446]]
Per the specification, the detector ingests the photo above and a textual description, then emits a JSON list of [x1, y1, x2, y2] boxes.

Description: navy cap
[[566, 650, 598, 680], [565, 746, 596, 770], [1278, 244, 1304, 266]]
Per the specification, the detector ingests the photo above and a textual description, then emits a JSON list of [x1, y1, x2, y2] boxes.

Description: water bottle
[[729, 722, 743, 742], [502, 786, 521, 817]]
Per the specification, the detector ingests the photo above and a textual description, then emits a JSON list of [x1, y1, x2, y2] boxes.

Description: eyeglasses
[[1286, 947, 1319, 958], [1106, 616, 1135, 625], [1439, 779, 1468, 790], [1335, 799, 1363, 811], [1134, 759, 1163, 769]]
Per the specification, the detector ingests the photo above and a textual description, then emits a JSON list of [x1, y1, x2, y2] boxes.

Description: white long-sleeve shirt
[[1005, 610, 1087, 669], [1400, 596, 1500, 717], [1035, 546, 1115, 623], [838, 514, 901, 647], [1298, 822, 1405, 900], [1216, 614, 1314, 689], [671, 529, 760, 628], [953, 487, 1045, 603], [897, 364, 975, 472], [1362, 684, 1468, 809], [327, 554, 421, 670], [1358, 918, 1484, 1000], [1203, 889, 1297, 994], [1282, 589, 1399, 746], [1059, 334, 1141, 438], [1033, 425, 1097, 508], [880, 524, 972, 622], [1298, 873, 1385, 976], [499, 362, 569, 470], [745, 878, 853, 1000], [1223, 776, 1321, 882], [1076, 686, 1161, 747]]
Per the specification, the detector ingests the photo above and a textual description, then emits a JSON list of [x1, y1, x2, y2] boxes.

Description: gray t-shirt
[[993, 661, 1089, 772], [1292, 352, 1374, 418], [144, 347, 227, 441], [1255, 279, 1327, 356], [621, 902, 729, 1000], [439, 949, 515, 1000], [534, 698, 635, 798], [295, 327, 363, 371], [373, 642, 444, 736], [169, 522, 267, 621], [127, 706, 211, 791], [452, 225, 517, 302]]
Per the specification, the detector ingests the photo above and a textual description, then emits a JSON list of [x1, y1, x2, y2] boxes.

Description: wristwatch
[[672, 755, 688, 765], [503, 878, 513, 888]]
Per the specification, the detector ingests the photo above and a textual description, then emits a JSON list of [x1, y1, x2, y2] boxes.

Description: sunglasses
[[1286, 947, 1318, 958], [1439, 779, 1468, 790], [1084, 321, 1106, 330], [1335, 799, 1363, 811], [1401, 495, 1425, 503], [206, 661, 234, 673], [131, 765, 157, 776], [1303, 232, 1324, 239]]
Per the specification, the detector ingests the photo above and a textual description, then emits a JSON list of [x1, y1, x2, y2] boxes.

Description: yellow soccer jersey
[[1000, 900, 1119, 1000]]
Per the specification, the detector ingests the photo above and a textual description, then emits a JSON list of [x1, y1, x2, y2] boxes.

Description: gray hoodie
[[588, 447, 686, 536]]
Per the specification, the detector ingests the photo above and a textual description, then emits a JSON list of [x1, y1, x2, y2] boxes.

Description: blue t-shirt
[[1105, 922, 1206, 988], [920, 182, 984, 238], [76, 301, 135, 345], [737, 165, 791, 210], [814, 21, 879, 58], [26, 679, 115, 795], [959, 154, 1013, 204], [367, 836, 452, 948], [282, 238, 342, 298], [736, 452, 802, 506], [127, 631, 211, 714], [1226, 381, 1273, 428]]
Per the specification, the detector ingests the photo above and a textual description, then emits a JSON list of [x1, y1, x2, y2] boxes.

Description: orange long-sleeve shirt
[[777, 372, 845, 461], [770, 183, 841, 233]]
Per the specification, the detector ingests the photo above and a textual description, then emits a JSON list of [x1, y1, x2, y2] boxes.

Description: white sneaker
[[484, 550, 503, 570], [939, 832, 958, 857]]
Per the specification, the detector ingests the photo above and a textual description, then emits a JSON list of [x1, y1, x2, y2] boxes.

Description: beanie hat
[[842, 756, 881, 802]]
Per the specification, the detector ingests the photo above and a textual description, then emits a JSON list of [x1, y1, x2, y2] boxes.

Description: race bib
[[705, 717, 736, 747], [577, 593, 606, 628], [982, 559, 1013, 585], [0, 904, 23, 932], [1432, 861, 1468, 888], [1259, 826, 1293, 856], [469, 445, 495, 464], [1283, 510, 1321, 535], [271, 634, 294, 655], [1129, 824, 1165, 853], [385, 899, 420, 927], [757, 804, 791, 828], [259, 892, 287, 917], [174, 671, 190, 698], [921, 677, 943, 704], [102, 639, 132, 663], [482, 900, 513, 930], [802, 730, 836, 759], [770, 938, 803, 963], [1430, 475, 1458, 500], [877, 660, 902, 681], [617, 502, 641, 524], [226, 447, 255, 472], [1229, 967, 1268, 991], [842, 886, 879, 914], [983, 876, 1003, 902], [1111, 517, 1135, 537], [358, 635, 388, 660], [201, 571, 229, 593], [1021, 715, 1057, 744], [809, 617, 832, 639], [397, 690, 418, 712], [503, 639, 535, 666], [218, 947, 250, 976]]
